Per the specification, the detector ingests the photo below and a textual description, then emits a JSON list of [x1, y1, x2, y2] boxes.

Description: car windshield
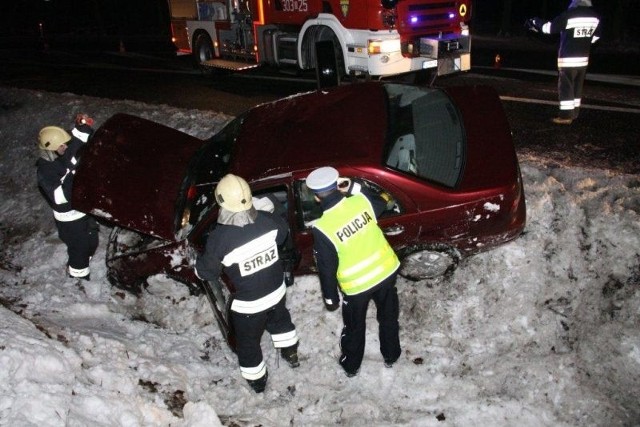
[[383, 84, 466, 188], [176, 115, 242, 239]]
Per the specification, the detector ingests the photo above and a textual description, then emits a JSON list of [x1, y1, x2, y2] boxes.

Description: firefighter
[[306, 166, 401, 377], [526, 0, 601, 124], [195, 174, 299, 394], [36, 114, 98, 281]]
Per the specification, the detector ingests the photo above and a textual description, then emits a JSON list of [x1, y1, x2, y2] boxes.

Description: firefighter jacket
[[195, 210, 290, 314], [542, 6, 601, 68], [312, 191, 400, 300], [36, 135, 87, 222]]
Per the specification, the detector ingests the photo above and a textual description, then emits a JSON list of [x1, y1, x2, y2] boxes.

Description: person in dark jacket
[[195, 174, 299, 393], [527, 0, 601, 124], [36, 115, 98, 280], [306, 166, 401, 377]]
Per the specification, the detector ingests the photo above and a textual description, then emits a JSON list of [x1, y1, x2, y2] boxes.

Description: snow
[[1, 86, 639, 426]]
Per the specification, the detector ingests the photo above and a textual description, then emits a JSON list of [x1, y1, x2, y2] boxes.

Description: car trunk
[[72, 113, 205, 241]]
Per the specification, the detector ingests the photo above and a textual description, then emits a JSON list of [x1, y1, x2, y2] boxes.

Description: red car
[[73, 82, 526, 344]]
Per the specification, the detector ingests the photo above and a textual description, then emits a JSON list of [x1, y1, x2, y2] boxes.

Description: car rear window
[[383, 84, 466, 188]]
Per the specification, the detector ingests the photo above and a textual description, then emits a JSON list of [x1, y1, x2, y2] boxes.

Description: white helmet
[[215, 174, 253, 212], [38, 126, 71, 151]]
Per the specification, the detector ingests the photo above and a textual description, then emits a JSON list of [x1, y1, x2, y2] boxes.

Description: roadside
[[1, 31, 638, 79], [472, 33, 640, 78]]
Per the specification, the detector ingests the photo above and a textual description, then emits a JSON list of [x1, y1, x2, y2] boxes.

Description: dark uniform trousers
[[339, 272, 401, 373], [232, 296, 296, 372], [56, 216, 99, 275], [558, 67, 587, 120]]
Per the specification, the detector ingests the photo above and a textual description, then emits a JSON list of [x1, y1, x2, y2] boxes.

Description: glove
[[337, 177, 362, 195], [284, 270, 294, 287], [525, 17, 544, 33], [75, 113, 94, 127], [337, 177, 351, 192], [324, 299, 340, 312], [280, 246, 300, 287]]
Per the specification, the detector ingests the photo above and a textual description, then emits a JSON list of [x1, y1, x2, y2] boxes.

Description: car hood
[[72, 113, 205, 241]]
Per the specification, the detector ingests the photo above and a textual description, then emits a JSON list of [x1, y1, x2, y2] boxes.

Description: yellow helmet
[[38, 126, 71, 151], [215, 174, 253, 212]]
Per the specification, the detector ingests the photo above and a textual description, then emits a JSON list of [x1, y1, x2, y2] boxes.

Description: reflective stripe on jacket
[[313, 194, 399, 295], [542, 7, 600, 68]]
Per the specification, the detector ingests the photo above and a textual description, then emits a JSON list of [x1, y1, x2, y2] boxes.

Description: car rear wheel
[[398, 244, 460, 281]]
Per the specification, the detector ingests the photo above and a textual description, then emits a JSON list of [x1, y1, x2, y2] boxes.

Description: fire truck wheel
[[330, 33, 347, 81], [193, 32, 214, 68], [315, 27, 346, 81]]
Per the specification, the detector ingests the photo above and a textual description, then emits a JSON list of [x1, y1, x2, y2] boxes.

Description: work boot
[[383, 351, 401, 368], [339, 355, 359, 377], [247, 371, 268, 393], [384, 357, 398, 368], [343, 366, 359, 377], [280, 343, 300, 368]]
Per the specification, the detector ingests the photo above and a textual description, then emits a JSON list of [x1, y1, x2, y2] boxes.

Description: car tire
[[398, 244, 460, 281]]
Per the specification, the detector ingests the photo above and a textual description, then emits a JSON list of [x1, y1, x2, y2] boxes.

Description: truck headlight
[[368, 39, 400, 55]]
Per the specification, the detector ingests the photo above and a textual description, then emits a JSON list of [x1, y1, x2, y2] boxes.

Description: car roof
[[229, 82, 389, 180]]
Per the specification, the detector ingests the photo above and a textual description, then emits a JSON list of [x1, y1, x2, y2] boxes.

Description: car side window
[[295, 177, 401, 229], [386, 133, 418, 175]]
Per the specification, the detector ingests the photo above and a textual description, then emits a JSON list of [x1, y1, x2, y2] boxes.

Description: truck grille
[[396, 0, 469, 58]]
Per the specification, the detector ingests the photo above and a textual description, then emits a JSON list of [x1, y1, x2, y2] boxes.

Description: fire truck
[[169, 0, 471, 80]]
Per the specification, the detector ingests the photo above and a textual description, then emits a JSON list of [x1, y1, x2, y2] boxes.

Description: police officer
[[195, 174, 299, 393], [306, 166, 401, 377], [527, 0, 601, 124], [36, 115, 98, 280]]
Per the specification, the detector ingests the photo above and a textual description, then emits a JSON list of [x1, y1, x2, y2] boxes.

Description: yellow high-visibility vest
[[314, 194, 400, 295]]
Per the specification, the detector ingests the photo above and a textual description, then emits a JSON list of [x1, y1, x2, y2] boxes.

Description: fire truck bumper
[[418, 34, 471, 76], [419, 53, 471, 76]]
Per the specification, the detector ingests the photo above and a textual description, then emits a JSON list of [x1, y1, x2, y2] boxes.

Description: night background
[[0, 0, 638, 53]]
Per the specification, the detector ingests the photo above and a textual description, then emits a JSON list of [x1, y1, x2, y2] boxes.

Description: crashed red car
[[72, 82, 526, 343]]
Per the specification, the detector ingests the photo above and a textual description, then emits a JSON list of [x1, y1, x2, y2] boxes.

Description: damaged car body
[[72, 82, 526, 346]]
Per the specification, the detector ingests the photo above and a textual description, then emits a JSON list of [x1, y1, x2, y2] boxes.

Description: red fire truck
[[169, 0, 471, 80]]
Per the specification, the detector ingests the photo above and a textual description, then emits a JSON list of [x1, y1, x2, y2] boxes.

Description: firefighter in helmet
[[36, 115, 98, 280], [526, 0, 601, 124], [195, 174, 299, 393], [306, 166, 401, 377]]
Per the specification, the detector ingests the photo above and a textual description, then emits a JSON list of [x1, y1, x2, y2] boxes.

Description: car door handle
[[383, 225, 404, 236]]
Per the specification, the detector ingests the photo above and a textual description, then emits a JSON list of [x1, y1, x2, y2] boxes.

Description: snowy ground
[[0, 86, 639, 427]]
